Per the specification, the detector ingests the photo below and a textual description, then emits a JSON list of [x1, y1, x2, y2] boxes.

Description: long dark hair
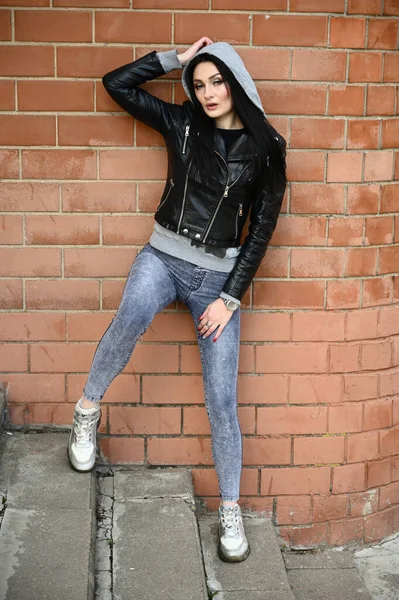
[[184, 53, 286, 189]]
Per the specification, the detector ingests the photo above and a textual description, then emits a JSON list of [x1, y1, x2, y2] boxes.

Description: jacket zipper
[[177, 158, 193, 233], [235, 203, 243, 239], [157, 178, 174, 211], [202, 156, 250, 244], [182, 125, 190, 154]]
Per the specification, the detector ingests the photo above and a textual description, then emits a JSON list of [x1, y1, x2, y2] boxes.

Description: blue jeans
[[84, 244, 242, 501]]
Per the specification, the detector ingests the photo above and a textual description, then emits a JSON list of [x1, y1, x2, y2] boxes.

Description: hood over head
[[181, 41, 266, 117]]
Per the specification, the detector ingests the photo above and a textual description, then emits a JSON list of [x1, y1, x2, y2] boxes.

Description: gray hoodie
[[157, 42, 265, 117]]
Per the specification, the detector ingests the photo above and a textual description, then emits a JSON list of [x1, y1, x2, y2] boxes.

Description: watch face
[[227, 300, 239, 311]]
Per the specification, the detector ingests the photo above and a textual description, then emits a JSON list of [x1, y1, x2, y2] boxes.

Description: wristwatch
[[222, 298, 240, 311]]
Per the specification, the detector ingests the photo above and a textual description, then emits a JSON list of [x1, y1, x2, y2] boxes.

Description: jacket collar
[[213, 127, 253, 162]]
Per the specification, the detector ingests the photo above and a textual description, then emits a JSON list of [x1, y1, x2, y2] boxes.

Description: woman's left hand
[[198, 298, 235, 342]]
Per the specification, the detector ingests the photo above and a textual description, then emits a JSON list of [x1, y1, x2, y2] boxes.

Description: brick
[[2, 0, 49, 4], [135, 0, 207, 5], [30, 343, 95, 373], [259, 84, 327, 116], [348, 0, 382, 13], [380, 481, 399, 509], [326, 280, 360, 310], [0, 215, 22, 244], [330, 17, 366, 48], [238, 375, 288, 405], [0, 46, 53, 77], [0, 344, 28, 373], [291, 118, 344, 149], [329, 516, 364, 545], [185, 406, 254, 435], [367, 85, 395, 116], [365, 508, 394, 542], [100, 149, 167, 180], [26, 280, 100, 310], [239, 313, 289, 342], [0, 81, 14, 111], [213, 0, 286, 7], [59, 115, 133, 147], [100, 437, 144, 464], [380, 425, 399, 457], [235, 47, 290, 81], [345, 247, 377, 277], [0, 313, 65, 341], [0, 280, 22, 309], [22, 149, 96, 180], [102, 215, 154, 245], [347, 184, 379, 214], [287, 152, 326, 182], [349, 52, 383, 83], [18, 80, 93, 112], [67, 313, 112, 342], [276, 496, 312, 526], [140, 313, 197, 343], [123, 344, 178, 374], [364, 399, 392, 431], [368, 458, 392, 488], [0, 115, 55, 146], [289, 375, 342, 404], [64, 248, 136, 277], [329, 343, 360, 373], [0, 248, 60, 277], [62, 182, 136, 213], [350, 488, 379, 517], [254, 281, 325, 309], [0, 9, 11, 39], [109, 406, 180, 435], [380, 246, 399, 276], [258, 406, 327, 435], [7, 403, 80, 428], [328, 85, 365, 116], [385, 0, 399, 14], [256, 248, 290, 278], [333, 463, 366, 493], [261, 467, 331, 495], [57, 46, 132, 78], [343, 373, 378, 401], [292, 49, 346, 82], [253, 14, 327, 46], [363, 277, 392, 307], [290, 184, 344, 214], [191, 468, 258, 498], [96, 10, 171, 43], [175, 13, 248, 44], [143, 375, 204, 405], [294, 436, 344, 465], [136, 121, 165, 148], [349, 429, 381, 463], [243, 436, 292, 466], [327, 217, 363, 246], [68, 373, 139, 404], [362, 340, 392, 371], [0, 182, 58, 212], [329, 404, 362, 432], [281, 523, 328, 549], [346, 309, 378, 341], [290, 0, 344, 9], [384, 53, 399, 82], [381, 183, 399, 212], [291, 248, 344, 277], [102, 280, 127, 310], [15, 9, 91, 41], [364, 151, 394, 182], [137, 182, 165, 212], [379, 307, 399, 337], [382, 118, 399, 149], [54, 0, 129, 5], [368, 18, 398, 49], [26, 215, 99, 245], [327, 152, 363, 182], [313, 494, 348, 523], [256, 344, 328, 375], [273, 216, 327, 246], [147, 437, 212, 465], [4, 374, 65, 404], [347, 119, 380, 149], [292, 312, 345, 342]]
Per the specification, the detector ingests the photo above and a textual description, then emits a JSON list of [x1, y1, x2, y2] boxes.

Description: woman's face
[[192, 61, 235, 121]]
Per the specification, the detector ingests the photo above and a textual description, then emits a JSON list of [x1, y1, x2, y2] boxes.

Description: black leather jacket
[[102, 50, 287, 301]]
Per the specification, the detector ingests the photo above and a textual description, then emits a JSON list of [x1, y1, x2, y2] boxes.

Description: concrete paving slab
[[198, 515, 294, 597], [114, 468, 194, 503], [355, 533, 399, 600], [287, 568, 372, 600], [221, 593, 298, 600], [0, 507, 95, 600], [113, 497, 208, 600], [283, 549, 355, 570], [0, 432, 94, 510]]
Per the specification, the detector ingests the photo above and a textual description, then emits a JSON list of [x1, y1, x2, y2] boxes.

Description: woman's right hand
[[177, 37, 213, 66]]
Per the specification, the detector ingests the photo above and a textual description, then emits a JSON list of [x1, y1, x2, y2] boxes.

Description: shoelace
[[73, 412, 99, 445], [220, 506, 241, 537]]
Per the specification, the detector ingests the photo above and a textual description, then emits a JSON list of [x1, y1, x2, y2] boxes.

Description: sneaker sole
[[218, 541, 251, 563]]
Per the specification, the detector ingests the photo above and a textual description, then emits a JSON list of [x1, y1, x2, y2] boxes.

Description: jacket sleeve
[[221, 142, 287, 302], [102, 49, 183, 136]]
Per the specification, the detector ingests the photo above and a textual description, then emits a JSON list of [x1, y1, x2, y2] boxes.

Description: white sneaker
[[218, 503, 250, 562], [67, 398, 101, 472]]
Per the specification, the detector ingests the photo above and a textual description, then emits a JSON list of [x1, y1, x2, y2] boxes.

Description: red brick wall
[[1, 1, 399, 547]]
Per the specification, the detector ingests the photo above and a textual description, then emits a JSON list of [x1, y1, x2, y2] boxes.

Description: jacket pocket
[[157, 178, 175, 211]]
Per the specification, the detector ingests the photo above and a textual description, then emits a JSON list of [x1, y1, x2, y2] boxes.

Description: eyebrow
[[193, 73, 222, 82]]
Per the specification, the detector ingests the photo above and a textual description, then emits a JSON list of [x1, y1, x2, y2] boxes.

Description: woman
[[67, 37, 287, 563]]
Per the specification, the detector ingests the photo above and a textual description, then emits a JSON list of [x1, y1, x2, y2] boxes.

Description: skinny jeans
[[84, 243, 242, 501]]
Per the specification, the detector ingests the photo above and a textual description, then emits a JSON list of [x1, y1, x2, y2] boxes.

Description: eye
[[194, 84, 204, 90], [213, 79, 223, 85]]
